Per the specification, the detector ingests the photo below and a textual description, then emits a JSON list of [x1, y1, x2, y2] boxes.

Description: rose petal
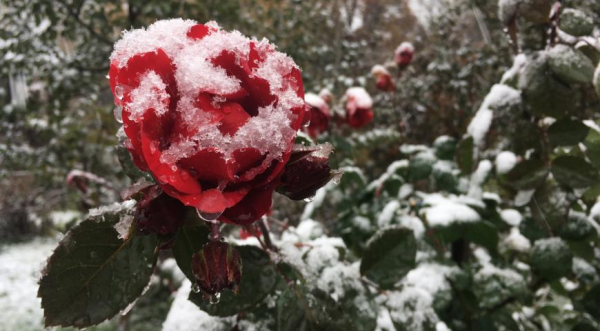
[[178, 148, 235, 182], [212, 50, 275, 116], [347, 107, 373, 128], [230, 148, 265, 178], [218, 102, 251, 136], [140, 132, 202, 194], [187, 24, 214, 40], [166, 187, 250, 214], [219, 183, 276, 225]]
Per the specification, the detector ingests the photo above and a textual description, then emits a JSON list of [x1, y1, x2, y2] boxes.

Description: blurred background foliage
[[0, 0, 513, 240]]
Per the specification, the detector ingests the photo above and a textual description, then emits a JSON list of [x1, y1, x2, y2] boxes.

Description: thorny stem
[[258, 218, 275, 250]]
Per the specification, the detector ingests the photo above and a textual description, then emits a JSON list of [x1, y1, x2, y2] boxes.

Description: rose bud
[[191, 241, 242, 295], [277, 143, 335, 200], [318, 88, 333, 104], [394, 42, 415, 67], [344, 87, 374, 128], [370, 65, 395, 92], [135, 185, 186, 235], [303, 93, 330, 138], [109, 20, 307, 226]]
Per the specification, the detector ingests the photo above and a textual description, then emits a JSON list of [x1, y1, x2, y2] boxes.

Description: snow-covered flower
[[109, 19, 308, 225], [344, 87, 374, 128], [394, 42, 415, 67], [371, 64, 395, 92]]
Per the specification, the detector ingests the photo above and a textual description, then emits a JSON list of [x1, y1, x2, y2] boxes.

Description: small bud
[[394, 42, 415, 67], [277, 143, 336, 200], [135, 185, 186, 236], [191, 241, 243, 295]]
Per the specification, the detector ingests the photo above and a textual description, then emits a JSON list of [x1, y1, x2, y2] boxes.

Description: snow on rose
[[108, 19, 324, 227], [344, 87, 374, 128], [371, 64, 395, 92], [394, 42, 415, 67]]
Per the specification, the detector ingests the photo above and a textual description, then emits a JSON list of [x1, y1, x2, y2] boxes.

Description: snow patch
[[495, 151, 517, 174], [467, 84, 521, 147]]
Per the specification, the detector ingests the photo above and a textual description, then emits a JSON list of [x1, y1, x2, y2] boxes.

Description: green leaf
[[360, 226, 416, 289], [567, 240, 595, 261], [530, 237, 573, 280], [547, 119, 589, 147], [429, 221, 499, 251], [505, 159, 548, 190], [456, 136, 474, 174], [172, 224, 210, 282], [519, 52, 574, 118], [582, 183, 600, 206], [551, 156, 599, 188], [433, 161, 459, 193], [407, 152, 435, 182], [464, 221, 499, 251], [529, 182, 570, 232], [434, 135, 457, 161], [189, 245, 278, 316], [584, 128, 600, 169], [277, 287, 310, 331], [381, 174, 404, 197], [559, 9, 594, 36], [559, 211, 597, 241], [548, 45, 595, 84], [519, 217, 550, 242], [38, 207, 158, 328], [582, 284, 600, 320]]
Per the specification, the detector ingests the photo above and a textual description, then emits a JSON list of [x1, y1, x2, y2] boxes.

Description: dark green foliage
[[530, 238, 573, 280], [38, 207, 158, 328], [172, 224, 210, 282], [360, 226, 416, 289], [551, 156, 599, 188]]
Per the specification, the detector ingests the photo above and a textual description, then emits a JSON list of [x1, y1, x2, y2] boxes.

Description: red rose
[[371, 65, 395, 92], [109, 19, 306, 225], [394, 42, 415, 67], [344, 87, 373, 128], [303, 93, 330, 137]]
